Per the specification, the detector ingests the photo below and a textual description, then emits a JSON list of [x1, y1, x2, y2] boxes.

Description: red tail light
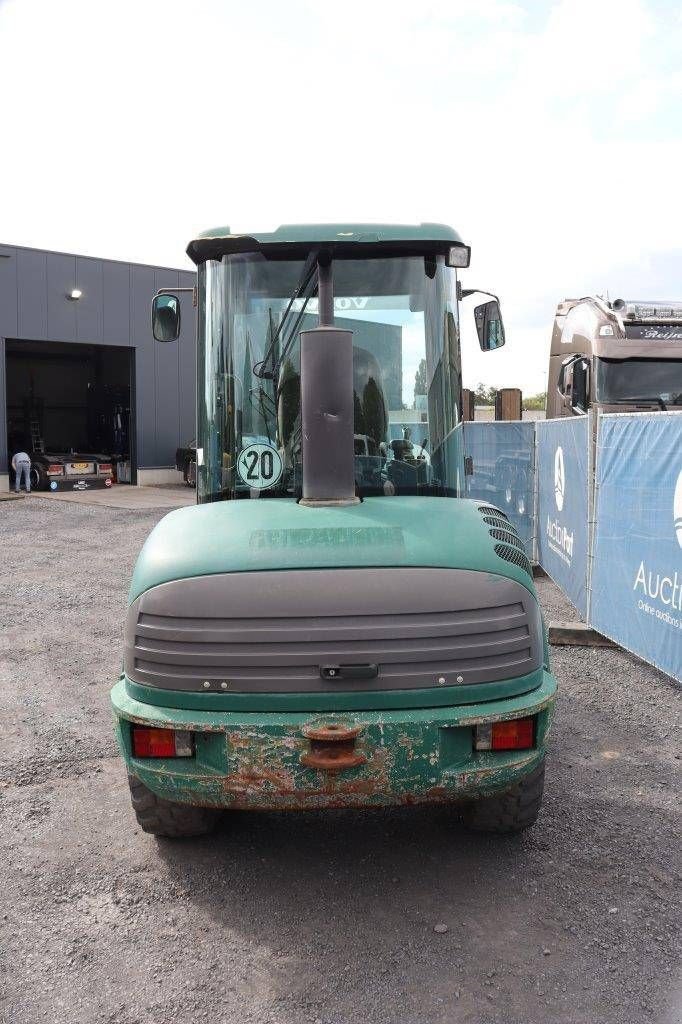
[[131, 726, 193, 758], [491, 718, 534, 750], [98, 463, 113, 474], [47, 464, 64, 475], [475, 717, 535, 751]]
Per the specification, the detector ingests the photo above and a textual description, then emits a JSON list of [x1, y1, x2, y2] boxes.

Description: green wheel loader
[[111, 223, 556, 837]]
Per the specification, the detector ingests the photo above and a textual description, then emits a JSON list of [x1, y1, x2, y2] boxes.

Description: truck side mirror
[[474, 299, 505, 351], [152, 293, 181, 343], [557, 354, 577, 396], [571, 358, 590, 413]]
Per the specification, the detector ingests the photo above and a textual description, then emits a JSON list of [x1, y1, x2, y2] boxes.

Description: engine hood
[[129, 496, 535, 604]]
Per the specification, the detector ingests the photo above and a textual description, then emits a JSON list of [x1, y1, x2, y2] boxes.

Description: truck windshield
[[596, 358, 682, 406], [197, 254, 464, 502]]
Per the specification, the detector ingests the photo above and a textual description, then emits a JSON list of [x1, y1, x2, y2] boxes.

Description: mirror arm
[[460, 288, 500, 302], [154, 286, 198, 308]]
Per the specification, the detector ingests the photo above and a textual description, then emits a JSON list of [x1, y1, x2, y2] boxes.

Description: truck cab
[[111, 223, 556, 837], [547, 296, 682, 418]]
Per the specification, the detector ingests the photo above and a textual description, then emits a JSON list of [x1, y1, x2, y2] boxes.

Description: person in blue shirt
[[12, 451, 31, 494]]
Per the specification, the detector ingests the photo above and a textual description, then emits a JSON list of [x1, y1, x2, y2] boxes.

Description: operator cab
[[152, 224, 505, 503]]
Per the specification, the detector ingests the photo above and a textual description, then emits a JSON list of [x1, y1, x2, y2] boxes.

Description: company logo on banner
[[632, 466, 682, 624], [590, 415, 682, 682], [554, 447, 565, 511], [546, 445, 574, 565], [536, 416, 589, 618]]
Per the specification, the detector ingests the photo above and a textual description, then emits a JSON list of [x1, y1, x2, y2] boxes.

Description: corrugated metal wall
[[0, 243, 196, 474]]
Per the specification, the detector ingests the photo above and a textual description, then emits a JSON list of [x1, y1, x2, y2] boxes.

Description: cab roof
[[187, 222, 467, 265]]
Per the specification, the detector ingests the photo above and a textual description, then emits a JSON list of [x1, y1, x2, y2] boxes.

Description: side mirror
[[151, 293, 181, 343], [571, 357, 590, 413], [474, 299, 505, 351], [557, 354, 577, 396]]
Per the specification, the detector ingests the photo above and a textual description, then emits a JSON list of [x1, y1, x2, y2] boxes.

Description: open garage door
[[5, 340, 135, 490]]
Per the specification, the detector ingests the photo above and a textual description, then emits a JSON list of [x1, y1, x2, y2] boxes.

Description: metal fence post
[[586, 409, 596, 625]]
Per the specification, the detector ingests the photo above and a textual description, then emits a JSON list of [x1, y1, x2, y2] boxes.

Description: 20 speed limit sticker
[[237, 442, 283, 489]]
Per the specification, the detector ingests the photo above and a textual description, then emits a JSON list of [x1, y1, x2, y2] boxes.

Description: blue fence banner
[[590, 413, 682, 682], [463, 421, 536, 556], [536, 416, 590, 618]]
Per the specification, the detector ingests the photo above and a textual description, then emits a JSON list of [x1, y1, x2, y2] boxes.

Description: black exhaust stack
[[299, 256, 359, 506]]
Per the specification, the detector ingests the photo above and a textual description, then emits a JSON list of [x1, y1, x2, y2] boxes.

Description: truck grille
[[124, 569, 542, 694]]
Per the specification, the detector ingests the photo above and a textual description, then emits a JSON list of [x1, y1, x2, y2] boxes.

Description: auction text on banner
[[590, 413, 682, 682]]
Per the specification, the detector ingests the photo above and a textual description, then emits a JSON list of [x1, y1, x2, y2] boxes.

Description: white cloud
[[0, 0, 679, 395]]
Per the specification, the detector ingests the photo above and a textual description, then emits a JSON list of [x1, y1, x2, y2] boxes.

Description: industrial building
[[0, 242, 196, 492]]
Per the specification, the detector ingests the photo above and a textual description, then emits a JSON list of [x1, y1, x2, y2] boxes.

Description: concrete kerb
[[548, 621, 617, 648]]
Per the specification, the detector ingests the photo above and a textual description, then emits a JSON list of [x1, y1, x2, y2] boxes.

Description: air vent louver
[[489, 527, 525, 551], [478, 505, 509, 520], [483, 514, 514, 531], [479, 505, 530, 572], [494, 543, 532, 577]]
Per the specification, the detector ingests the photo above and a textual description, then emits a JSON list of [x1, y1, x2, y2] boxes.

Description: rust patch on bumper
[[220, 735, 393, 808]]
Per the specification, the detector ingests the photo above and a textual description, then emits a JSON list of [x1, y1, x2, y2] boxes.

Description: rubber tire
[[463, 761, 545, 834], [182, 460, 197, 487], [127, 774, 220, 838], [30, 464, 48, 491]]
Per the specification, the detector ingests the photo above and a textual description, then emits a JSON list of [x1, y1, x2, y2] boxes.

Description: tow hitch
[[300, 723, 366, 773]]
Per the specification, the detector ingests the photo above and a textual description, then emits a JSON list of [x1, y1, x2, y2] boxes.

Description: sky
[[0, 0, 681, 394]]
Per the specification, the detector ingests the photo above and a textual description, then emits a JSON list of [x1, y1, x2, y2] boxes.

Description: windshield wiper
[[253, 251, 318, 380]]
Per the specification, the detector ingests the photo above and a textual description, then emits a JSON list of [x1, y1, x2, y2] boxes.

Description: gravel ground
[[1, 498, 680, 1024]]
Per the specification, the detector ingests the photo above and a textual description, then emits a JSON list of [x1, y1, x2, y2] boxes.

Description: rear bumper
[[49, 476, 112, 491], [111, 672, 556, 811]]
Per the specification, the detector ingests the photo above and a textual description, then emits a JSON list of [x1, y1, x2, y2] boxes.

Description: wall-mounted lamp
[[67, 288, 82, 300]]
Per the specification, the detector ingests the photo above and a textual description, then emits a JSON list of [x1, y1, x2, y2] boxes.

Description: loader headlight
[[447, 245, 471, 268]]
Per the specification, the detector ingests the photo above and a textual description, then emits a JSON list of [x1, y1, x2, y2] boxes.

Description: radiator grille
[[124, 569, 542, 694]]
